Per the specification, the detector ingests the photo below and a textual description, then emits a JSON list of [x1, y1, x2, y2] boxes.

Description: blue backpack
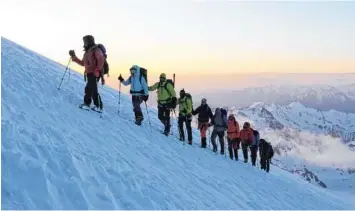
[[253, 129, 260, 146]]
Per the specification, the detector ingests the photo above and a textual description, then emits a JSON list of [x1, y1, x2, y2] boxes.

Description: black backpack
[[221, 108, 227, 119], [139, 67, 148, 85], [96, 44, 109, 76], [268, 142, 274, 159]]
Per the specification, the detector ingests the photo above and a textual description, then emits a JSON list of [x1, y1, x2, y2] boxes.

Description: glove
[[118, 74, 124, 82], [101, 77, 105, 85], [142, 95, 149, 102], [172, 97, 177, 106], [84, 73, 87, 81], [69, 50, 75, 57], [186, 113, 192, 121]]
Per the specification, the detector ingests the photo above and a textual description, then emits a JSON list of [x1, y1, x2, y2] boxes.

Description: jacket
[[227, 119, 240, 140], [178, 96, 193, 116], [148, 81, 176, 104], [121, 65, 148, 96], [192, 104, 213, 123], [71, 45, 104, 78], [240, 127, 254, 144]]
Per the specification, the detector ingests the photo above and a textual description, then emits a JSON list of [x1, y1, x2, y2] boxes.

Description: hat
[[160, 73, 166, 78], [201, 98, 207, 104], [83, 35, 95, 45]]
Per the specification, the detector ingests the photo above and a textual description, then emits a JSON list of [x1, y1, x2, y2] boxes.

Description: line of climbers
[[68, 35, 274, 172]]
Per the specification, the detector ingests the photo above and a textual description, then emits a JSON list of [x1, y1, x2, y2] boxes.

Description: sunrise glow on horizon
[[2, 0, 355, 77]]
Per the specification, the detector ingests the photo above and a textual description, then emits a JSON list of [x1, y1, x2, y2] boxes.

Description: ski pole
[[118, 81, 121, 114], [58, 58, 71, 90], [144, 101, 152, 133]]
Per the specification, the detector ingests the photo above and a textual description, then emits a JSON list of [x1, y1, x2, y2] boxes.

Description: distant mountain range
[[194, 83, 355, 113]]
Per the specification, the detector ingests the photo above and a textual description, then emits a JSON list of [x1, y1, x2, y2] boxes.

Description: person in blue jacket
[[118, 65, 149, 125], [250, 129, 260, 166]]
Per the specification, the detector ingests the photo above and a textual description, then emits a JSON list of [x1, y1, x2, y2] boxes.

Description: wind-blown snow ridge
[[1, 37, 354, 209]]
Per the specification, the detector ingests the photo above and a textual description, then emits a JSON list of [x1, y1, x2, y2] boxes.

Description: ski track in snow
[[1, 37, 354, 209]]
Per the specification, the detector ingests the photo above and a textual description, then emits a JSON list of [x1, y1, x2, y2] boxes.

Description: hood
[[131, 65, 141, 78]]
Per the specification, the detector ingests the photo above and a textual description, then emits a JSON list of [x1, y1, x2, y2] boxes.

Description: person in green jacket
[[178, 89, 193, 144], [148, 73, 177, 135]]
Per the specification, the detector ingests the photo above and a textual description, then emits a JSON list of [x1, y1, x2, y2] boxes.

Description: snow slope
[[1, 37, 354, 209]]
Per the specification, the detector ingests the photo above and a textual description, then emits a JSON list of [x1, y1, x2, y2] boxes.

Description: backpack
[[221, 108, 227, 119], [162, 79, 175, 96], [220, 108, 228, 127], [252, 129, 260, 145], [96, 44, 109, 76], [268, 142, 274, 159], [139, 67, 148, 85], [185, 93, 193, 111]]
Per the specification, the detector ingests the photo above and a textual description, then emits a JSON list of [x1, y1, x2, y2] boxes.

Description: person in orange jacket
[[69, 35, 104, 112], [239, 122, 254, 163], [226, 114, 240, 160]]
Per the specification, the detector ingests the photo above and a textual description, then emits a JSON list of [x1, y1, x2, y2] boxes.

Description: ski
[[79, 104, 103, 118]]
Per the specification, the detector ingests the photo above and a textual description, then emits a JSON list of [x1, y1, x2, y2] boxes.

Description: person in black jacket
[[259, 139, 274, 172], [192, 98, 213, 148]]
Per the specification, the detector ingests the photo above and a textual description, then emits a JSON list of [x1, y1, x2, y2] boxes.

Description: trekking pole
[[68, 63, 71, 83], [172, 109, 178, 136], [118, 81, 121, 114], [58, 58, 71, 90], [170, 109, 174, 135], [144, 101, 152, 133], [208, 128, 211, 149], [224, 132, 227, 158]]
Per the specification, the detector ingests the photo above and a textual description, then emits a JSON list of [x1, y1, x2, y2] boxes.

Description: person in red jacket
[[239, 122, 254, 163], [226, 114, 240, 160], [69, 35, 105, 112]]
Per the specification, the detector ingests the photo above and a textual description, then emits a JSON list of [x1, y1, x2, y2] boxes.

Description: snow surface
[[2, 37, 354, 209]]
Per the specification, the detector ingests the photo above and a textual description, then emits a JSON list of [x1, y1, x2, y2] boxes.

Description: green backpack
[[185, 93, 193, 111]]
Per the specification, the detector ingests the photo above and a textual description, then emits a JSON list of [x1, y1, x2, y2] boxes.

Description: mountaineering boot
[[234, 149, 239, 161], [201, 138, 207, 148], [79, 103, 90, 110], [228, 148, 233, 159], [135, 119, 142, 126], [188, 140, 192, 145], [213, 144, 217, 152], [244, 158, 248, 163], [91, 106, 102, 113], [134, 111, 143, 126], [164, 124, 171, 136]]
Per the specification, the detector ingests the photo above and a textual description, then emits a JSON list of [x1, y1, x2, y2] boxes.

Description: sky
[[2, 0, 355, 91]]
